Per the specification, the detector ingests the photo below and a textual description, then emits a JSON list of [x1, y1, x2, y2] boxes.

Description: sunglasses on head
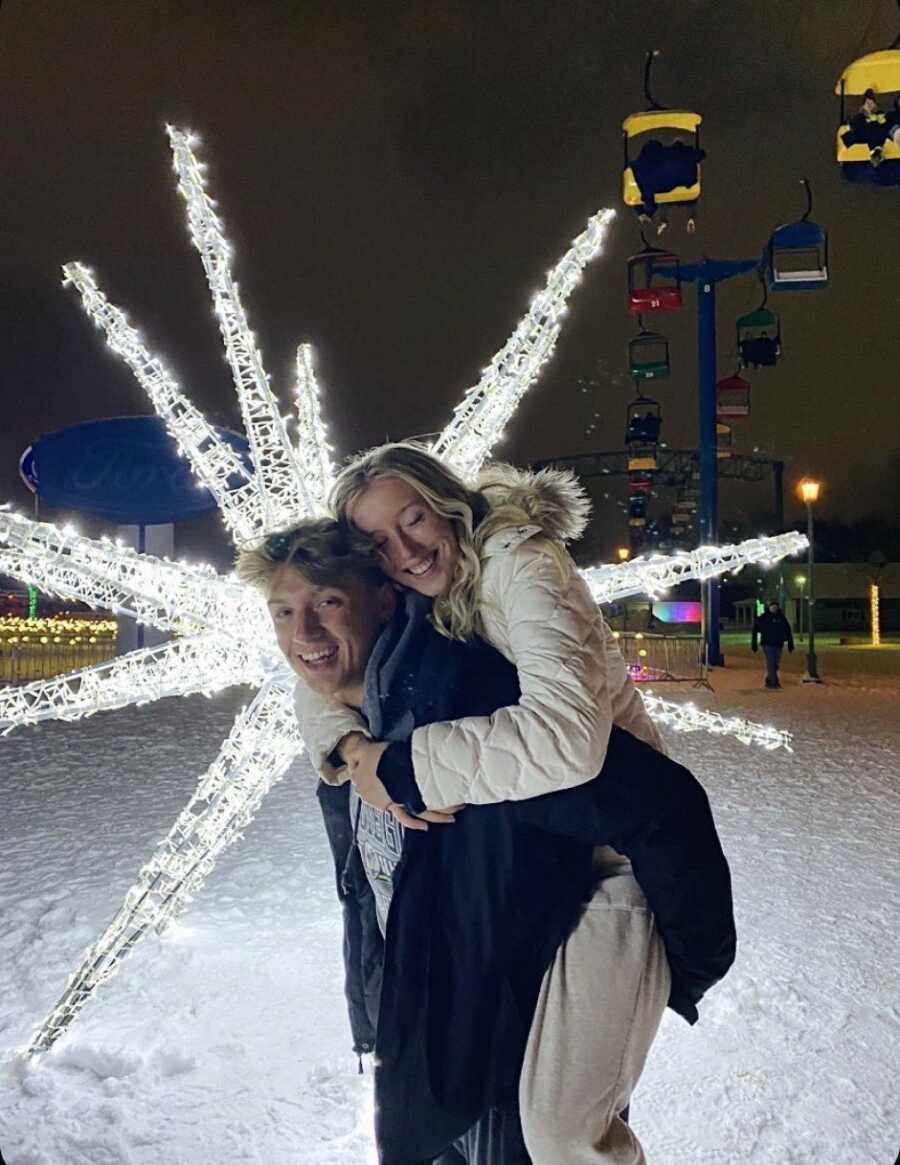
[[264, 532, 293, 561]]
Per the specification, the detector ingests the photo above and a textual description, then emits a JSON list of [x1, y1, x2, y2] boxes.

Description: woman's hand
[[346, 738, 461, 832]]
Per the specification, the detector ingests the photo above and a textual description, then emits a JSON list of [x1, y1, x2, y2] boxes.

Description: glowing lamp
[[797, 479, 821, 504]]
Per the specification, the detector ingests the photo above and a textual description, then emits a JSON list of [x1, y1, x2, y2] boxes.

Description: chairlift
[[737, 273, 781, 367], [628, 494, 649, 519], [622, 52, 704, 218], [628, 472, 654, 495], [628, 324, 671, 380], [626, 396, 660, 470], [835, 34, 900, 185], [627, 240, 682, 314], [716, 373, 751, 419], [767, 180, 828, 290], [716, 422, 733, 459], [625, 396, 662, 445], [737, 309, 781, 367], [627, 449, 658, 472]]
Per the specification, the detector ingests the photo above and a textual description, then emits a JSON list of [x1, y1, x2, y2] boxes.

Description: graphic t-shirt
[[348, 592, 428, 935], [349, 790, 403, 935]]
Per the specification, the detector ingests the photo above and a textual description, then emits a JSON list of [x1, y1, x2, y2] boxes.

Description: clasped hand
[[340, 734, 461, 832]]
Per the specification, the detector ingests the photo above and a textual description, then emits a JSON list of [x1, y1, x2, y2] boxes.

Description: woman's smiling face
[[349, 475, 459, 597]]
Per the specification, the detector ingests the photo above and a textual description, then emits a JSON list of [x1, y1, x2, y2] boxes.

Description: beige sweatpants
[[518, 852, 671, 1165]]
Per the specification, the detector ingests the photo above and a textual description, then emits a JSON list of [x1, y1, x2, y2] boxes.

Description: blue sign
[[20, 416, 252, 525]]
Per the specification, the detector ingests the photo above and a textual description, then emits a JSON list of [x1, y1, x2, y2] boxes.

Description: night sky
[[3, 0, 899, 565]]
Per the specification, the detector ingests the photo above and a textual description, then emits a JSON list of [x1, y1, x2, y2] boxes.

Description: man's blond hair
[[235, 517, 386, 593]]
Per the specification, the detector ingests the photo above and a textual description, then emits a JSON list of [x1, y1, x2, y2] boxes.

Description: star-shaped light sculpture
[[0, 127, 805, 1055]]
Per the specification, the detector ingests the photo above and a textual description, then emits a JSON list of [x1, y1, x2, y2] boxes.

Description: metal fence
[[613, 631, 704, 683], [0, 617, 118, 685], [0, 642, 117, 685]]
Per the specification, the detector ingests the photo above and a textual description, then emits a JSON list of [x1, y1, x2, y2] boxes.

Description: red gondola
[[627, 244, 682, 314], [716, 374, 751, 419]]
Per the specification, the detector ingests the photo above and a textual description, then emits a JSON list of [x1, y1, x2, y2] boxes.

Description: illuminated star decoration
[[0, 127, 804, 1055]]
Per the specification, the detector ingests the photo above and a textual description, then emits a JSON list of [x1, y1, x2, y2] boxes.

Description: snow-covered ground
[[1, 664, 898, 1165]]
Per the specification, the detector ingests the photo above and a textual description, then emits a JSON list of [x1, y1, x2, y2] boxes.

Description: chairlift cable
[[799, 177, 813, 223], [643, 49, 665, 112], [848, 0, 880, 60]]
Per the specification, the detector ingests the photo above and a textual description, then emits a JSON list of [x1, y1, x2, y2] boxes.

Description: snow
[[1, 662, 898, 1165]]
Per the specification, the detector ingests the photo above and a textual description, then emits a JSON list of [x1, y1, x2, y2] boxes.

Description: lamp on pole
[[795, 574, 807, 640], [797, 479, 823, 682], [617, 547, 630, 630]]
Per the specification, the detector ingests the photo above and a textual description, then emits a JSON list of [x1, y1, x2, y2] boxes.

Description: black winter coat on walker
[[751, 609, 794, 651], [322, 602, 737, 1165]]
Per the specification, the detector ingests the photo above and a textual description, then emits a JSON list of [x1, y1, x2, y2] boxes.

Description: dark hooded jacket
[[752, 608, 794, 651]]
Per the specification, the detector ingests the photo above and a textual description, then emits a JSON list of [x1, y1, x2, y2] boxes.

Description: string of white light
[[62, 262, 262, 545], [292, 343, 336, 513], [168, 126, 317, 535], [641, 692, 793, 751], [0, 632, 271, 735], [0, 507, 259, 637], [431, 208, 616, 479], [27, 680, 302, 1054], [582, 532, 809, 603]]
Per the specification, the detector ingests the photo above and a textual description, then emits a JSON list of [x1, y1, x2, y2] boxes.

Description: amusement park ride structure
[[565, 52, 837, 665]]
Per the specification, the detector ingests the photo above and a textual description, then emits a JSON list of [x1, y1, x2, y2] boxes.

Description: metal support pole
[[697, 277, 723, 666], [774, 460, 785, 530], [803, 502, 822, 682]]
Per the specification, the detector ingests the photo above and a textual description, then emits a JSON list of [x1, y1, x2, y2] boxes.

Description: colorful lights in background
[[652, 601, 702, 624]]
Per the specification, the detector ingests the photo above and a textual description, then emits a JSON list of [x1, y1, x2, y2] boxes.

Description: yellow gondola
[[622, 52, 703, 214], [623, 111, 703, 207], [835, 49, 900, 168]]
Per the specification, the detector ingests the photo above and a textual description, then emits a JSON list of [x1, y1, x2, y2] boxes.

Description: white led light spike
[[431, 209, 616, 480], [583, 532, 809, 604], [292, 343, 336, 513], [0, 506, 264, 638], [62, 262, 263, 546], [27, 680, 301, 1054], [0, 632, 271, 736], [168, 126, 319, 534], [641, 692, 793, 752]]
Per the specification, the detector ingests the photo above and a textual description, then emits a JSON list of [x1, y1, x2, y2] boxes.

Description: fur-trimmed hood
[[475, 463, 591, 545]]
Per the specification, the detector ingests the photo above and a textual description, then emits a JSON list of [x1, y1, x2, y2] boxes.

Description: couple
[[237, 444, 736, 1165]]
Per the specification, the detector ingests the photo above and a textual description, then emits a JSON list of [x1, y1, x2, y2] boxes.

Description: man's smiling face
[[267, 563, 396, 705]]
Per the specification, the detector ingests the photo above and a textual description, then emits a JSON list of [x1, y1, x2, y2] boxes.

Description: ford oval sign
[[20, 416, 252, 525]]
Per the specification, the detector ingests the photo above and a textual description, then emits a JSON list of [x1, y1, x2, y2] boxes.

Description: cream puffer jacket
[[293, 465, 666, 808]]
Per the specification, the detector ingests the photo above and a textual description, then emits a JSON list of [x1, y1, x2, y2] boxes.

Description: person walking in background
[[752, 600, 794, 689]]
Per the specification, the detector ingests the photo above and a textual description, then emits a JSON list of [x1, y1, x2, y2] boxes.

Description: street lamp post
[[797, 480, 823, 683], [795, 574, 807, 640], [617, 547, 630, 630]]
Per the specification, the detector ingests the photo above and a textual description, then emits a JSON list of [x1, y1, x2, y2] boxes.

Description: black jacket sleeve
[[514, 726, 736, 1023], [377, 740, 426, 814]]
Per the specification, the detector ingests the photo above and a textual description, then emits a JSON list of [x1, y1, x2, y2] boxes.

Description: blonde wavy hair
[[329, 443, 568, 640]]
